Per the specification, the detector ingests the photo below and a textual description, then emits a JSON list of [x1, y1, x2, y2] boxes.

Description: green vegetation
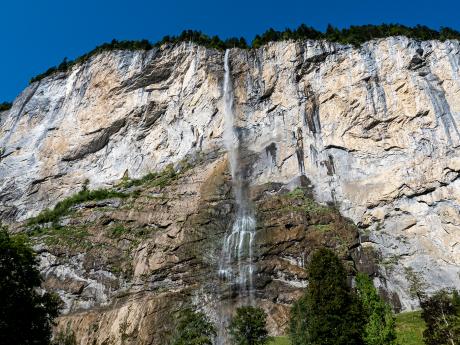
[[269, 337, 291, 345], [289, 248, 365, 345], [252, 24, 460, 48], [400, 267, 460, 345], [110, 224, 128, 238], [228, 306, 271, 345], [27, 187, 128, 226], [120, 163, 181, 189], [276, 312, 423, 345], [157, 29, 248, 50], [0, 226, 61, 345], [29, 225, 91, 249], [284, 188, 330, 215], [30, 39, 153, 83], [29, 24, 460, 83], [356, 273, 397, 345], [420, 289, 460, 345], [171, 308, 216, 345], [395, 311, 425, 345], [404, 267, 429, 302], [0, 102, 12, 111]]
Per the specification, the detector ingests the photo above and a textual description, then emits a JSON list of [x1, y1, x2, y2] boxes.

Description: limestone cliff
[[1, 37, 459, 343]]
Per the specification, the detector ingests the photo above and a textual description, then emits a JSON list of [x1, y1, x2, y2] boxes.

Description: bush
[[0, 226, 61, 345], [289, 248, 365, 345], [228, 306, 271, 345], [171, 308, 216, 345], [0, 102, 12, 111], [355, 273, 397, 345]]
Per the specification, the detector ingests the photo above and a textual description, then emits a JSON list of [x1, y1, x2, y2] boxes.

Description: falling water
[[219, 49, 256, 301]]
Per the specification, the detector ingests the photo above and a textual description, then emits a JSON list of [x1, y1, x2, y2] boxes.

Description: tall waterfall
[[219, 50, 256, 302]]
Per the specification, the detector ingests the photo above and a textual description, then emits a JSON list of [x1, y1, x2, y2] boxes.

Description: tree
[[0, 226, 61, 345], [404, 267, 428, 302], [289, 248, 365, 345], [355, 273, 397, 345], [228, 306, 271, 345], [0, 102, 12, 111], [421, 289, 460, 345], [171, 308, 216, 345]]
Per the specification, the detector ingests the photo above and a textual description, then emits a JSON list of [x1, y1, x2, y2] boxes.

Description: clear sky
[[1, 0, 460, 102]]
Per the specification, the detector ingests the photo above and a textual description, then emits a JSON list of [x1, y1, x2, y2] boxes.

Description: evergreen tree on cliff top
[[0, 226, 60, 345], [290, 248, 365, 345]]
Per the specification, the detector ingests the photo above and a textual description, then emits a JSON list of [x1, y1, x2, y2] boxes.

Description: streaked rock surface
[[1, 36, 460, 341]]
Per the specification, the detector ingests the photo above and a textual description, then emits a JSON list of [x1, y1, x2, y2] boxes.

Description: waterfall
[[219, 49, 256, 301]]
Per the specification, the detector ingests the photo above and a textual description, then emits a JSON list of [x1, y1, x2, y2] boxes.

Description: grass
[[395, 311, 425, 345], [269, 336, 290, 345], [270, 311, 425, 345], [27, 188, 128, 226]]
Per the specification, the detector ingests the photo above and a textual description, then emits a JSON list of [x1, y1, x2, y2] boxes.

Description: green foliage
[[157, 30, 248, 50], [395, 311, 425, 345], [420, 289, 460, 345], [252, 23, 460, 48], [0, 226, 61, 345], [27, 188, 128, 225], [289, 248, 365, 345], [0, 102, 12, 111], [355, 273, 397, 345], [284, 188, 330, 215], [228, 306, 271, 345], [28, 24, 460, 84], [29, 32, 246, 83], [30, 39, 153, 83], [120, 164, 179, 189], [171, 308, 216, 345], [110, 224, 128, 238]]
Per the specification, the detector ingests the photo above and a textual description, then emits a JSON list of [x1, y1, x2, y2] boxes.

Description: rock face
[[1, 36, 460, 342]]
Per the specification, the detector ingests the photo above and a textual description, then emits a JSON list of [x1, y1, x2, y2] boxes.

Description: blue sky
[[1, 0, 459, 102]]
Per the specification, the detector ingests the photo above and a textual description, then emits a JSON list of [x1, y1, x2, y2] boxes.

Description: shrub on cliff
[[0, 102, 12, 111], [228, 306, 271, 345], [421, 289, 460, 345], [289, 248, 365, 345], [0, 226, 61, 345], [27, 187, 128, 225], [355, 273, 397, 345], [171, 308, 216, 345]]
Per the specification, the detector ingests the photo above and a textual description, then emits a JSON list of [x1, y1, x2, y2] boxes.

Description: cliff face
[[1, 37, 460, 343]]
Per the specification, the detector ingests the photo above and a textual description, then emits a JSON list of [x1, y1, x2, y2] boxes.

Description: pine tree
[[228, 306, 271, 345], [171, 308, 216, 345], [0, 226, 61, 345], [289, 248, 365, 345], [355, 273, 397, 345]]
